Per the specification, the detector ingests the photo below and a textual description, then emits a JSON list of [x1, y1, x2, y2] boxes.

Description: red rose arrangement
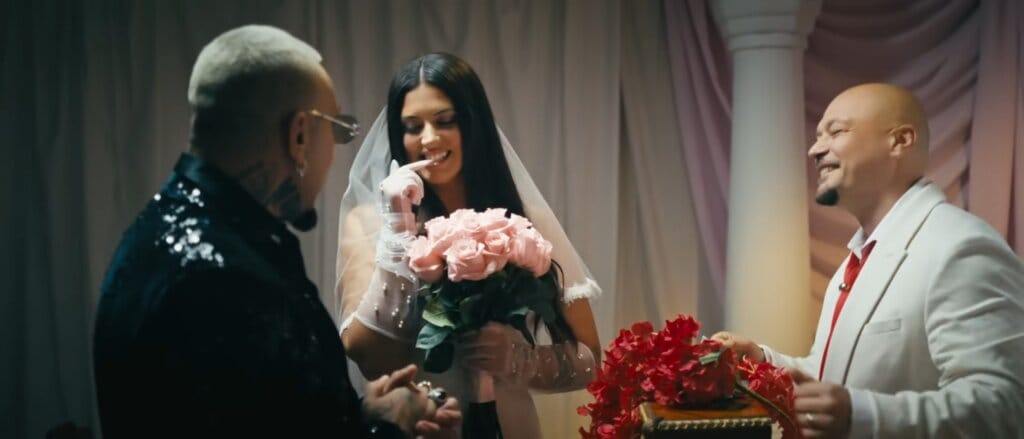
[[578, 315, 800, 439]]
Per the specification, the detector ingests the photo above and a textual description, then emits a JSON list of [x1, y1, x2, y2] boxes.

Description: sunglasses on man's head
[[309, 109, 359, 145]]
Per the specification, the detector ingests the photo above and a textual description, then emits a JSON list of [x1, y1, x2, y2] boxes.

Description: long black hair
[[386, 52, 524, 219], [386, 53, 577, 344]]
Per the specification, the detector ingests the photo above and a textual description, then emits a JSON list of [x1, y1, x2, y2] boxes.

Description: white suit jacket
[[762, 182, 1024, 438]]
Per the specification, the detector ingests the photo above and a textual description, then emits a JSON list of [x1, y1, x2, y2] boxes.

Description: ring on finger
[[427, 388, 448, 405]]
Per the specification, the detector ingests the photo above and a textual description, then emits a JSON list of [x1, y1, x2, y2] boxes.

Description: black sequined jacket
[[93, 154, 401, 438]]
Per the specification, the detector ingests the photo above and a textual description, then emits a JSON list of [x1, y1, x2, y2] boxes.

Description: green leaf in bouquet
[[422, 341, 455, 374], [417, 283, 434, 295], [415, 322, 453, 350], [508, 305, 529, 318], [699, 350, 723, 365], [422, 295, 456, 328]]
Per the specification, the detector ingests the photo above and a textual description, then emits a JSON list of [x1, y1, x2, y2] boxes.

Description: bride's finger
[[402, 159, 435, 172]]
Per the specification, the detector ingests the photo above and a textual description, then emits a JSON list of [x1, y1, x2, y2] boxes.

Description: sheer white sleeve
[[334, 111, 424, 341], [495, 318, 596, 393], [526, 341, 596, 392]]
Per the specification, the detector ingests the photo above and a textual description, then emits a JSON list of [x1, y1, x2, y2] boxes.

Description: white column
[[713, 0, 822, 354]]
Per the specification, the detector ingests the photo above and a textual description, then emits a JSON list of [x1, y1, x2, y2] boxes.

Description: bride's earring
[[296, 160, 307, 179]]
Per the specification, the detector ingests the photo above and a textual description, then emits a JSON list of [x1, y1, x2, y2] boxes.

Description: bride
[[333, 53, 601, 438]]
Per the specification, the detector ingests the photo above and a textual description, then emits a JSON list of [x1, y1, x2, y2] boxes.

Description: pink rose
[[446, 209, 478, 226], [444, 238, 498, 281], [448, 209, 487, 241], [507, 213, 534, 236], [424, 216, 461, 255], [510, 227, 553, 277], [482, 230, 512, 272], [408, 236, 444, 283], [478, 208, 512, 233]]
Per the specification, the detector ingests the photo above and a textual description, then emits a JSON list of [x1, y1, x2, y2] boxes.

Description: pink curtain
[[663, 0, 731, 296], [665, 0, 1024, 299]]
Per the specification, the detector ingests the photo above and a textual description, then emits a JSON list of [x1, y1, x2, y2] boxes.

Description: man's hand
[[414, 396, 462, 439], [789, 367, 852, 439], [710, 331, 765, 362], [363, 364, 436, 436]]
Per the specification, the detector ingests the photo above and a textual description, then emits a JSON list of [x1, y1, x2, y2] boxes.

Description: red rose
[[580, 315, 797, 439]]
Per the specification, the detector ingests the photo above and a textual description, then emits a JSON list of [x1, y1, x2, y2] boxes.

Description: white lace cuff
[[352, 269, 422, 341], [562, 277, 601, 303]]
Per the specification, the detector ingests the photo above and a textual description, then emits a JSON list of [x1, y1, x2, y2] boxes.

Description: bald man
[[714, 83, 1024, 438]]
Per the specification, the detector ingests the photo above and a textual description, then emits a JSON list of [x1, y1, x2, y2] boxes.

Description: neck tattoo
[[265, 177, 303, 222]]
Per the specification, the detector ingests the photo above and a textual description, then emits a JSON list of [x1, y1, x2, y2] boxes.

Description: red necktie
[[819, 240, 877, 380]]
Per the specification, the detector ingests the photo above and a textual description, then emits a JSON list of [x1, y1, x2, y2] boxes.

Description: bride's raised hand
[[380, 159, 433, 213], [345, 158, 436, 370]]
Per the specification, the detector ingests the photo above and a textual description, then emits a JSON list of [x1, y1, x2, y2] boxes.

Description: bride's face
[[400, 84, 463, 186]]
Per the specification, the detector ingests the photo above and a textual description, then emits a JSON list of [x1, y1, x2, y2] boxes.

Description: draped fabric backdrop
[[804, 0, 1024, 297], [665, 0, 1024, 313], [2, 1, 703, 437]]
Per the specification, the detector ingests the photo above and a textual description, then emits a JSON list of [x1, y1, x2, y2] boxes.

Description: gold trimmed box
[[639, 395, 772, 438]]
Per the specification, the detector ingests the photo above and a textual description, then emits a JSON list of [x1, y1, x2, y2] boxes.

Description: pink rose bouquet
[[408, 208, 559, 373]]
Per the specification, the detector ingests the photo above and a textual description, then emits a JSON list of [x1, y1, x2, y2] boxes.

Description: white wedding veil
[[329, 109, 601, 327]]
